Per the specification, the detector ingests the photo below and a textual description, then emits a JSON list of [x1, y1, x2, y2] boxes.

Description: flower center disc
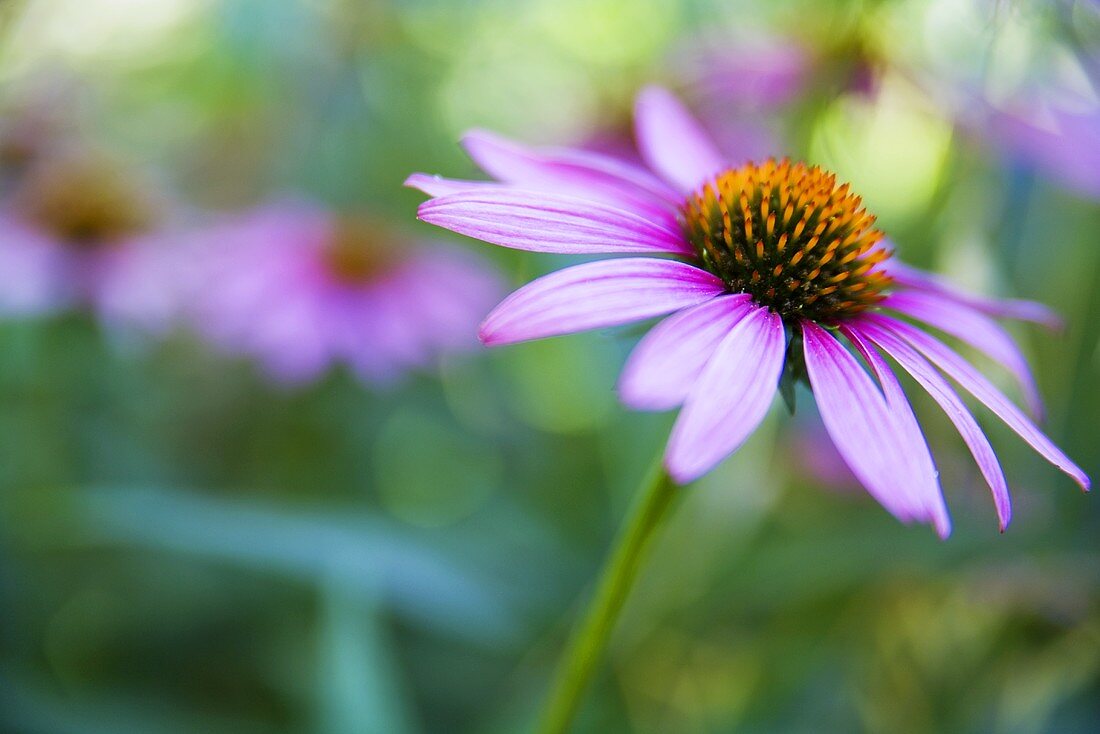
[[323, 216, 392, 283], [683, 158, 892, 323], [16, 154, 153, 247]]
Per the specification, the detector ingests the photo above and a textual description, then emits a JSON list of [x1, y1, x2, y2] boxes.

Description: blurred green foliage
[[0, 0, 1097, 732]]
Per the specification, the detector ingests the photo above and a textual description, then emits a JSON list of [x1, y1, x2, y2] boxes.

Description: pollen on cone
[[682, 159, 892, 322]]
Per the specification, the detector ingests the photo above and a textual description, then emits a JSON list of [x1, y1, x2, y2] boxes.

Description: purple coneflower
[[408, 86, 1089, 537], [988, 102, 1100, 200], [186, 203, 503, 386], [0, 149, 183, 332]]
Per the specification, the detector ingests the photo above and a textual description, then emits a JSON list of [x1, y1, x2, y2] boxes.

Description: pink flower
[[930, 73, 1100, 200], [572, 36, 807, 181], [988, 103, 1100, 200], [185, 202, 504, 386], [0, 149, 185, 333], [680, 33, 809, 111], [407, 86, 1090, 537]]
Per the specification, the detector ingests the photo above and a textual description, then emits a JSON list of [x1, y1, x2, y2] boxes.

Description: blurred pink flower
[[927, 68, 1100, 200], [186, 203, 504, 386], [581, 35, 808, 169], [680, 33, 811, 164], [408, 86, 1089, 537], [681, 34, 810, 111], [0, 150, 186, 333], [988, 103, 1100, 199]]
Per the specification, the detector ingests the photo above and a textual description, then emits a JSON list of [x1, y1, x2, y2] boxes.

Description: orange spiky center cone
[[682, 158, 892, 323]]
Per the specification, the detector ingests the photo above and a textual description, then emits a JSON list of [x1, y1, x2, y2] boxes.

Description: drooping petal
[[884, 290, 1044, 419], [460, 130, 680, 226], [840, 327, 951, 538], [404, 173, 510, 198], [634, 86, 727, 194], [848, 321, 1012, 530], [862, 314, 1090, 491], [479, 258, 725, 346], [802, 321, 949, 535], [888, 261, 1062, 329], [618, 293, 754, 410], [417, 188, 691, 255], [664, 305, 785, 483]]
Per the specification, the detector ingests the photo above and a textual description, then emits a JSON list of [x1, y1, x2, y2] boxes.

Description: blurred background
[[0, 0, 1097, 732]]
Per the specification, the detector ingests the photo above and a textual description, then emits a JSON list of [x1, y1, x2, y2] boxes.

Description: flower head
[[185, 202, 503, 386], [682, 159, 891, 322], [407, 86, 1090, 537], [0, 149, 185, 332]]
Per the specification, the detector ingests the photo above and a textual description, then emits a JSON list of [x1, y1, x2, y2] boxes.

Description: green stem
[[536, 464, 680, 734]]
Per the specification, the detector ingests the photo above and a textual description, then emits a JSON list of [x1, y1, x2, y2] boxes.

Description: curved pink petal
[[618, 293, 753, 410], [460, 130, 680, 227], [664, 305, 785, 483], [417, 188, 691, 255], [634, 86, 727, 194], [888, 261, 1062, 329], [802, 321, 949, 535], [862, 314, 1089, 492], [885, 290, 1044, 419], [848, 321, 1011, 530], [840, 327, 951, 538], [404, 173, 511, 198], [479, 258, 725, 346]]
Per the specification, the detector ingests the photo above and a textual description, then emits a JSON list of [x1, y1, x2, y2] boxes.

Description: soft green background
[[0, 0, 1097, 732]]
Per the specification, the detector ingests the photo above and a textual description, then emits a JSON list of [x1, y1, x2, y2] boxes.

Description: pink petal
[[634, 85, 727, 194], [888, 261, 1062, 329], [885, 290, 1044, 419], [863, 314, 1090, 492], [848, 321, 1011, 530], [479, 258, 725, 346], [417, 188, 691, 255], [460, 129, 680, 226], [802, 321, 950, 536], [404, 173, 510, 197], [842, 327, 951, 538], [664, 305, 785, 483], [618, 293, 753, 410]]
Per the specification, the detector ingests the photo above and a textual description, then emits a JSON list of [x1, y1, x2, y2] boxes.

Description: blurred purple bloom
[[185, 203, 503, 386], [408, 86, 1089, 536], [679, 33, 810, 164], [0, 150, 186, 333], [583, 35, 807, 169], [681, 34, 809, 110], [989, 103, 1100, 199]]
